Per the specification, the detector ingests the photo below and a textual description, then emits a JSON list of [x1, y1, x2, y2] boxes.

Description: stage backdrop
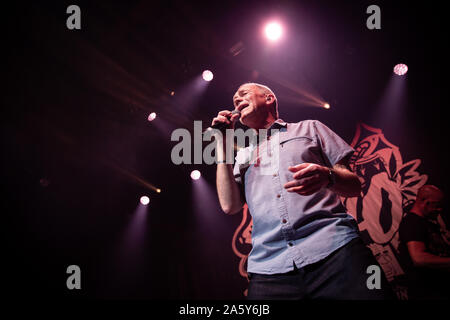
[[231, 123, 429, 300]]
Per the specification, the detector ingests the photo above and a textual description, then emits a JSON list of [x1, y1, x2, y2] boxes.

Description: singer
[[212, 83, 395, 299]]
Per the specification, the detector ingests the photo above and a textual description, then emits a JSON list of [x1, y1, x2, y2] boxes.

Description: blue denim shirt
[[233, 119, 359, 274]]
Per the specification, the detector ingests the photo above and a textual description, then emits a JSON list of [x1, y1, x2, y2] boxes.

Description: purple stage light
[[140, 196, 150, 205], [264, 22, 283, 41], [393, 64, 408, 76], [147, 112, 157, 121], [202, 70, 213, 82], [191, 170, 201, 180]]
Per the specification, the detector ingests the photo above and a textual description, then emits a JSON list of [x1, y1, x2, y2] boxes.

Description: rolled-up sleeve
[[233, 149, 250, 200], [233, 161, 242, 185], [313, 120, 354, 167]]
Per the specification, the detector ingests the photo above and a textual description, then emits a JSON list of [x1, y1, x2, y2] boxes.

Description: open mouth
[[238, 103, 249, 112]]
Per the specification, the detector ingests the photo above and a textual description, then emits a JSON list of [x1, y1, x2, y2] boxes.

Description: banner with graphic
[[232, 123, 429, 299]]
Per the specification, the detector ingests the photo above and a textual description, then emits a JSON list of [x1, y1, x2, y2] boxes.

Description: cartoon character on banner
[[342, 123, 427, 299]]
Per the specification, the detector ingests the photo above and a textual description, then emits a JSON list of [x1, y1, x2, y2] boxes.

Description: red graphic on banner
[[342, 123, 428, 299], [343, 123, 427, 245], [231, 123, 428, 299], [232, 204, 252, 278]]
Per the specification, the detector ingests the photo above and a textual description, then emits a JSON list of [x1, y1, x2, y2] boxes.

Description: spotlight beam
[[104, 160, 162, 194]]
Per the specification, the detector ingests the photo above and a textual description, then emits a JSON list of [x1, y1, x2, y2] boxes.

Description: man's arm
[[329, 160, 361, 197], [407, 241, 450, 269], [213, 110, 245, 215], [283, 159, 361, 197], [216, 162, 245, 215]]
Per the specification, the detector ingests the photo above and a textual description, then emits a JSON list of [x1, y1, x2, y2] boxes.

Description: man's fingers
[[293, 167, 317, 179], [230, 113, 240, 121], [288, 163, 310, 172], [298, 183, 323, 195], [218, 115, 230, 124], [286, 180, 323, 195], [218, 110, 232, 116], [283, 179, 301, 189], [211, 110, 238, 127], [283, 176, 315, 189], [212, 115, 231, 126]]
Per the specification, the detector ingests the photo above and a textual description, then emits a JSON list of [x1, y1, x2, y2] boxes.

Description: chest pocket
[[279, 136, 324, 167]]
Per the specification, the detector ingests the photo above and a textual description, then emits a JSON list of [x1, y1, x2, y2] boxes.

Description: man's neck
[[252, 116, 277, 130], [263, 118, 276, 129]]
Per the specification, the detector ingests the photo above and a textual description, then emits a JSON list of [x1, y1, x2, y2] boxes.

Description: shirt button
[[288, 242, 293, 247], [276, 194, 281, 198], [282, 219, 287, 224]]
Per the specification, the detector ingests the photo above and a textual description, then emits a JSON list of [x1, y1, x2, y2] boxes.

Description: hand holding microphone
[[209, 110, 241, 164], [210, 109, 241, 131]]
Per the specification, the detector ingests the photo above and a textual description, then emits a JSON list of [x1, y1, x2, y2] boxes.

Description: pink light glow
[[140, 196, 150, 205], [147, 112, 157, 121], [191, 170, 201, 180], [264, 22, 283, 41], [393, 63, 408, 76], [202, 70, 213, 81]]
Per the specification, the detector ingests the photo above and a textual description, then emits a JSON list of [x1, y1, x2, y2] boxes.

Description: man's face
[[232, 84, 269, 128], [424, 194, 444, 217]]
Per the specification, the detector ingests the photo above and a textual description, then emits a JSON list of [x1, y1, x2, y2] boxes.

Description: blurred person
[[399, 185, 450, 299]]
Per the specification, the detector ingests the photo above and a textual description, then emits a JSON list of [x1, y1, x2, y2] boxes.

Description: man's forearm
[[329, 164, 362, 198], [413, 252, 450, 269], [215, 137, 244, 214], [216, 163, 244, 214]]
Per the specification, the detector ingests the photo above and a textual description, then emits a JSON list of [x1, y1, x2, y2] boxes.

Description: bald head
[[413, 185, 444, 217], [416, 185, 444, 203], [238, 83, 278, 118]]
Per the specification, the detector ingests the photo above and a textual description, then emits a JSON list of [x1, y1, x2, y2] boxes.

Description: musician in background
[[399, 185, 450, 299]]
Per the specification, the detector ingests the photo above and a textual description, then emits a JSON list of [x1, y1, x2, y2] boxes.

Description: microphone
[[205, 110, 241, 133]]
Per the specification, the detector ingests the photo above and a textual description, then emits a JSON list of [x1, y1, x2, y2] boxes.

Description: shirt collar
[[268, 118, 287, 129]]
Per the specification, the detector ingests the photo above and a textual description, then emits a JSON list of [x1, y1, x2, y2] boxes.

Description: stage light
[[140, 196, 150, 205], [202, 70, 213, 81], [323, 103, 330, 109], [264, 22, 283, 41], [147, 112, 157, 121], [393, 63, 408, 76], [191, 170, 201, 180]]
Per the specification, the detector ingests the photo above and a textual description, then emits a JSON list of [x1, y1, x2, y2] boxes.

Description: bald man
[[399, 185, 450, 299], [212, 83, 394, 299]]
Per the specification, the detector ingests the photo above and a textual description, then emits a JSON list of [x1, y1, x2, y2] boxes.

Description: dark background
[[2, 0, 448, 299]]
